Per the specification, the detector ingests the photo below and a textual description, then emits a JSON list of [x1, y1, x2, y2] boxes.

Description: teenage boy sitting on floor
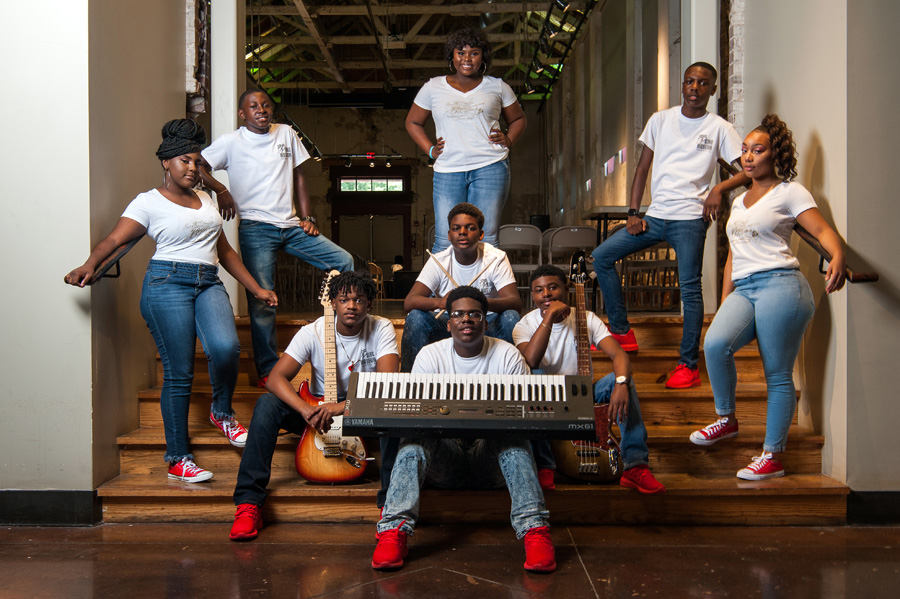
[[200, 89, 354, 390], [230, 270, 398, 541], [373, 286, 555, 573], [512, 265, 665, 494]]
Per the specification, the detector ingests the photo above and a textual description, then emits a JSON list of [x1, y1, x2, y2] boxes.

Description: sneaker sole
[[619, 478, 666, 494], [665, 379, 701, 389], [371, 559, 405, 571], [230, 530, 260, 542], [524, 561, 557, 573], [689, 430, 738, 446], [167, 472, 213, 483], [737, 469, 785, 481]]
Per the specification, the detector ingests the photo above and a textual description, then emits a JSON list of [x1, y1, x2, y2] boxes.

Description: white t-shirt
[[416, 242, 516, 315], [284, 314, 399, 399], [512, 309, 611, 376], [202, 123, 310, 227], [122, 189, 222, 266], [412, 336, 530, 376], [727, 181, 817, 281], [413, 76, 518, 173], [640, 106, 742, 220]]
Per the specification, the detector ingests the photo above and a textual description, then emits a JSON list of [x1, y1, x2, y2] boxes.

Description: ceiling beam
[[256, 58, 561, 69], [288, 0, 349, 90], [262, 78, 539, 90], [254, 3, 549, 17], [250, 32, 569, 45]]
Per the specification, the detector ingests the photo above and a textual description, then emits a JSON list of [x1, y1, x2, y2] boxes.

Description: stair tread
[[97, 471, 848, 498]]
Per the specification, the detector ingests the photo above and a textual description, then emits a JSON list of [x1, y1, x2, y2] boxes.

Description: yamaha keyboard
[[342, 372, 596, 440]]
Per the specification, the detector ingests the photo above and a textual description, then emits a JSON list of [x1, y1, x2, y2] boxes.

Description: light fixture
[[554, 0, 570, 12], [525, 80, 535, 94], [385, 160, 391, 168], [533, 59, 544, 74], [369, 161, 375, 168], [345, 157, 352, 167], [547, 23, 559, 39]]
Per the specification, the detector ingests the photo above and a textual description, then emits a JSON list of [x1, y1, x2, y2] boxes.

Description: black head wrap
[[156, 119, 206, 160]]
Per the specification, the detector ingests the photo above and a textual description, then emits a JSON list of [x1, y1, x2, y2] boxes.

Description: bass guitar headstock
[[319, 270, 341, 308], [569, 250, 588, 286]]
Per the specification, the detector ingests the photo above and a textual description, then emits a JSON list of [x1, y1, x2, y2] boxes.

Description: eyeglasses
[[448, 310, 485, 322]]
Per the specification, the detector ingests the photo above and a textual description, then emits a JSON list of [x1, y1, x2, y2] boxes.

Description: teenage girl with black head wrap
[[65, 119, 278, 483]]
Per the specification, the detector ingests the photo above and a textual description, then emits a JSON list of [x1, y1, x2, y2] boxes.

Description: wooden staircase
[[98, 315, 848, 525]]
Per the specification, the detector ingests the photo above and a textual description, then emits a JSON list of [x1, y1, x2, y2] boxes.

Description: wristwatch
[[301, 215, 317, 224], [615, 375, 628, 385], [627, 208, 640, 217]]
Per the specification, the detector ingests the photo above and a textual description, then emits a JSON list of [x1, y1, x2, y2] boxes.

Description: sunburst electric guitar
[[551, 251, 623, 482], [295, 271, 368, 483]]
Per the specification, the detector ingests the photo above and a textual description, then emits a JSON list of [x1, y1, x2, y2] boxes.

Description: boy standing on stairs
[[591, 62, 749, 389], [230, 271, 398, 541], [513, 265, 665, 494], [199, 89, 354, 390]]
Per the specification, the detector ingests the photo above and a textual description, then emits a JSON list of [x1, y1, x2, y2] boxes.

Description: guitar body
[[295, 380, 368, 483], [551, 251, 623, 483]]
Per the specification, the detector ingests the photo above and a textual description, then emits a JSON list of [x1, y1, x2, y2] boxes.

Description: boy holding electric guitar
[[230, 270, 399, 541], [512, 262, 665, 494]]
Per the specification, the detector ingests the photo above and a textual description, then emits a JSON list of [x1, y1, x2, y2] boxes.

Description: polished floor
[[3, 523, 899, 598]]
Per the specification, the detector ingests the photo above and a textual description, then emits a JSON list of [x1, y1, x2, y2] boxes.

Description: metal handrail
[[89, 235, 145, 283], [717, 159, 878, 284]]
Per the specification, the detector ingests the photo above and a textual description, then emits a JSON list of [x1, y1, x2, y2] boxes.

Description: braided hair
[[155, 119, 206, 161], [329, 270, 378, 303], [753, 114, 798, 182], [445, 27, 492, 71]]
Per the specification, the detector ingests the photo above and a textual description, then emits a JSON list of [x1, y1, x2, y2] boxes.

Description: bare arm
[[490, 102, 527, 148], [403, 281, 444, 312], [486, 282, 523, 314], [216, 235, 278, 307], [198, 162, 237, 221], [704, 169, 751, 222], [406, 104, 444, 158], [796, 207, 846, 293], [265, 354, 326, 427], [64, 217, 146, 287], [515, 301, 570, 369], [627, 145, 653, 235], [597, 335, 633, 423], [293, 165, 319, 236]]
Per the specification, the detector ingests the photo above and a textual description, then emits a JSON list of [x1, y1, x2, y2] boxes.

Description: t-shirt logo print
[[446, 98, 485, 120], [277, 143, 292, 158], [696, 134, 713, 152]]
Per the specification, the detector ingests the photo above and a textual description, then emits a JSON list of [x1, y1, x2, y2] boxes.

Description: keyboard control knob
[[439, 406, 450, 415]]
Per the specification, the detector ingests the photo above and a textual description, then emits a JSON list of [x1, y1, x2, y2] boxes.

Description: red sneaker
[[737, 452, 785, 480], [537, 468, 556, 491], [610, 330, 638, 352], [255, 376, 268, 389], [167, 458, 213, 483], [230, 504, 263, 541], [523, 526, 556, 572], [372, 526, 408, 570], [665, 364, 700, 389], [690, 417, 739, 446], [210, 411, 249, 447], [619, 464, 666, 494]]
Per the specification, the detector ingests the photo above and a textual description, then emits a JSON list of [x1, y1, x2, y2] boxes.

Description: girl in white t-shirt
[[405, 27, 527, 252], [65, 119, 277, 484], [690, 115, 846, 481]]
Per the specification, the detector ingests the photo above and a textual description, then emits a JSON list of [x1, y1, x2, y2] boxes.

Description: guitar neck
[[574, 282, 591, 377], [322, 303, 338, 403]]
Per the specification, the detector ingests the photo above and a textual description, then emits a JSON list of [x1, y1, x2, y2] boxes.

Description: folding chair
[[498, 224, 543, 308]]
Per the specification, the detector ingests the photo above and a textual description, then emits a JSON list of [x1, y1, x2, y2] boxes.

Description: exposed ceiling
[[244, 0, 595, 106]]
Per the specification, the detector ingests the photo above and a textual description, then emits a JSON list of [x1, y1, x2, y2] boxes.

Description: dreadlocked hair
[[754, 114, 798, 182], [328, 270, 377, 303], [156, 119, 206, 160]]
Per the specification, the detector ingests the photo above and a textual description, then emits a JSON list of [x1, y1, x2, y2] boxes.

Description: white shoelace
[[703, 417, 731, 435]]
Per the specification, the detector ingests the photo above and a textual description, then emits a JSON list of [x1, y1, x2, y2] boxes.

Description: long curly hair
[[753, 114, 798, 182], [445, 27, 492, 71]]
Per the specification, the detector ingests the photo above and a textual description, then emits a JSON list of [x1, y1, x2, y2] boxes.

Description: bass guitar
[[551, 251, 622, 482], [295, 270, 368, 483]]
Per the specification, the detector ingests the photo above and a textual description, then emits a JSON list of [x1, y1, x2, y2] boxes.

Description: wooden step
[[97, 471, 847, 526], [137, 380, 797, 429], [116, 423, 821, 477]]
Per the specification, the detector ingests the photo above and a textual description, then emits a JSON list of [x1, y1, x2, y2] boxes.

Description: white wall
[[0, 0, 185, 491], [743, 0, 849, 481]]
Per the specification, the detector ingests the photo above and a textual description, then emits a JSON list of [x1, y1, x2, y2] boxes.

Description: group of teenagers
[[64, 26, 847, 575]]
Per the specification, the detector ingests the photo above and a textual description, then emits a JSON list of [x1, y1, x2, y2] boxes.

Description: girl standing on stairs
[[689, 114, 846, 480], [64, 119, 277, 483]]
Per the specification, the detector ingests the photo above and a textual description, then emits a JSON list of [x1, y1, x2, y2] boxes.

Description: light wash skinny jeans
[[431, 159, 510, 253], [704, 268, 815, 453], [377, 438, 549, 539]]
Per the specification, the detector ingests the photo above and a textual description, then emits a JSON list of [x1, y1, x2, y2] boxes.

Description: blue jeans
[[139, 260, 241, 463], [378, 438, 549, 538], [234, 393, 308, 506], [399, 308, 521, 372], [238, 220, 354, 378], [704, 269, 814, 453], [432, 159, 510, 253], [593, 373, 650, 469], [592, 215, 707, 369]]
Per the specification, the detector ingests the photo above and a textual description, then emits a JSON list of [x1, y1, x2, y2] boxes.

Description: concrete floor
[[3, 523, 899, 598]]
